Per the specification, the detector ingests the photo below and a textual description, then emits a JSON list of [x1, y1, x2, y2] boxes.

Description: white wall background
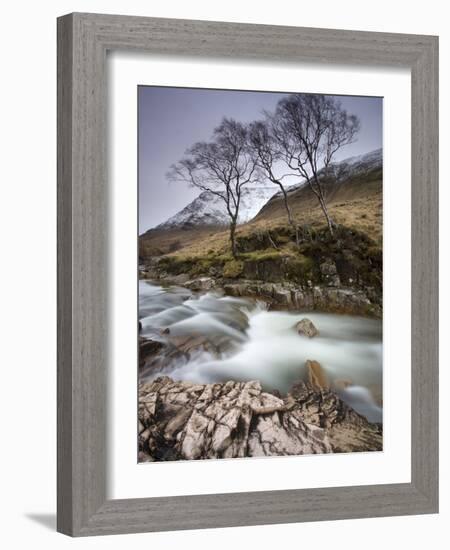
[[0, 1, 447, 548]]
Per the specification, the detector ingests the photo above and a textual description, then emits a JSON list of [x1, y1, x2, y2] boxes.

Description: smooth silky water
[[139, 280, 383, 423]]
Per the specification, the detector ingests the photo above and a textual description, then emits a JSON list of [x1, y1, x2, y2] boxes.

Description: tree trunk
[[229, 220, 237, 258], [318, 195, 334, 237], [307, 176, 335, 237], [281, 186, 300, 245]]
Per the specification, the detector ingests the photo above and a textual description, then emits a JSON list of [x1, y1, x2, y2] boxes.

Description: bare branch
[[167, 117, 257, 257], [268, 93, 361, 235]]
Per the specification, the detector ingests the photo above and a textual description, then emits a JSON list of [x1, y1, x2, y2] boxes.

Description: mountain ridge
[[269, 147, 382, 198], [139, 148, 382, 259], [145, 148, 382, 234]]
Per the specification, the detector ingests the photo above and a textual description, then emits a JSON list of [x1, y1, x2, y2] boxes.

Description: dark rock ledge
[[139, 267, 381, 318], [222, 279, 381, 318], [138, 376, 382, 462]]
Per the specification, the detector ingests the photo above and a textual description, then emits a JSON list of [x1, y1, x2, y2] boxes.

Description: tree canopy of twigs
[[168, 118, 257, 257], [167, 95, 360, 256], [269, 93, 360, 236], [248, 120, 300, 244]]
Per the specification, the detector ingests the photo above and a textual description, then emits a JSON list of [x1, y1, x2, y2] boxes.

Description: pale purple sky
[[139, 86, 382, 233]]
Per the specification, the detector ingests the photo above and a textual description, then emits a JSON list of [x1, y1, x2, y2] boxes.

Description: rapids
[[139, 280, 383, 423]]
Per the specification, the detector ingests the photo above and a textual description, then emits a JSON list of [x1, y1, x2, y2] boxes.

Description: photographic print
[[138, 86, 383, 462]]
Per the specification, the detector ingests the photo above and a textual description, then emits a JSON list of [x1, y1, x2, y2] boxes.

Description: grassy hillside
[[139, 225, 224, 259], [139, 166, 383, 306], [140, 171, 382, 261], [253, 173, 382, 242]]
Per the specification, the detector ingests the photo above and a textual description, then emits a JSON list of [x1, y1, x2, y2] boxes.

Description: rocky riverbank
[[139, 223, 382, 318], [138, 374, 382, 461], [140, 265, 381, 318], [222, 279, 381, 317], [138, 280, 383, 461]]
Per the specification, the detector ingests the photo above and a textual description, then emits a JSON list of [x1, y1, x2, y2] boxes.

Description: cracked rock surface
[[138, 376, 382, 461]]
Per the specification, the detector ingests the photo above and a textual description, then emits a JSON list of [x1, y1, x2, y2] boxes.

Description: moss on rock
[[153, 224, 382, 301], [223, 259, 244, 278]]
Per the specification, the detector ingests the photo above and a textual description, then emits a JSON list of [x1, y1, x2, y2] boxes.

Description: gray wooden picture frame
[[57, 12, 439, 537]]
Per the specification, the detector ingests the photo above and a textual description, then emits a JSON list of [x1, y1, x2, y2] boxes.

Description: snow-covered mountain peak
[[156, 185, 279, 229]]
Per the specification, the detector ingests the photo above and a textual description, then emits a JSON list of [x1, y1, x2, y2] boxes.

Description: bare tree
[[270, 94, 360, 236], [248, 120, 300, 245], [168, 118, 257, 258]]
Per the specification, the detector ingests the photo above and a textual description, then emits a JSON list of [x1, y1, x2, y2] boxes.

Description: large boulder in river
[[295, 318, 319, 338], [138, 376, 382, 461], [306, 359, 330, 390]]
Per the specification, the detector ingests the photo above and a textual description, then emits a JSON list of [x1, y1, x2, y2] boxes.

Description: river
[[139, 280, 383, 423]]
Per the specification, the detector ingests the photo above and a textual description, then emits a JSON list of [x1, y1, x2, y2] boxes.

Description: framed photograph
[[57, 13, 438, 536]]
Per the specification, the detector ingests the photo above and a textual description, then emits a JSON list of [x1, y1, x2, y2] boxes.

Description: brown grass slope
[[139, 225, 225, 259], [139, 166, 383, 316], [139, 165, 382, 262], [252, 170, 382, 243]]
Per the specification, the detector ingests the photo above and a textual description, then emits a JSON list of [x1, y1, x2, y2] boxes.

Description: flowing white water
[[139, 280, 383, 423]]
